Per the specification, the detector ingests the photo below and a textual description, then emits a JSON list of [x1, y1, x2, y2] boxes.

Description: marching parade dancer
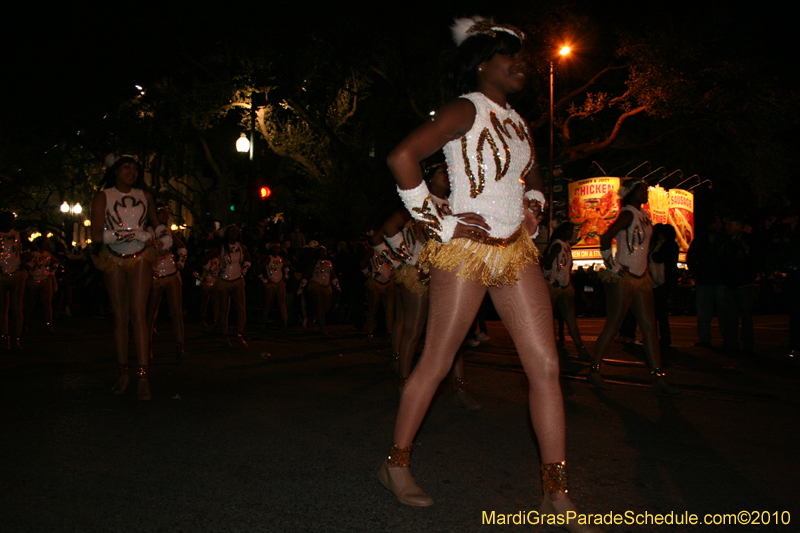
[[298, 246, 340, 335], [543, 222, 591, 360], [383, 161, 482, 411], [588, 179, 680, 394], [258, 244, 289, 331], [91, 154, 172, 400], [146, 204, 188, 359], [0, 210, 28, 350], [376, 17, 603, 532], [216, 224, 251, 348], [24, 236, 59, 334], [364, 234, 396, 339]]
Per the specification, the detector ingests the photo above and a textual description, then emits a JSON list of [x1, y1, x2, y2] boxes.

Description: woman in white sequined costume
[[589, 180, 679, 394], [377, 17, 603, 532], [91, 155, 172, 400], [544, 222, 591, 360], [23, 236, 59, 334], [216, 224, 251, 348], [383, 162, 481, 411], [146, 205, 188, 359], [0, 210, 28, 350], [298, 246, 340, 335], [363, 234, 395, 338]]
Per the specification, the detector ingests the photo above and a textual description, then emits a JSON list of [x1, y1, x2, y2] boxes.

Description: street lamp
[[549, 45, 571, 234], [236, 133, 250, 154]]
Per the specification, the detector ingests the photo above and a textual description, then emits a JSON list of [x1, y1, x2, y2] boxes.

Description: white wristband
[[373, 242, 400, 269], [397, 181, 451, 243], [524, 189, 546, 209]]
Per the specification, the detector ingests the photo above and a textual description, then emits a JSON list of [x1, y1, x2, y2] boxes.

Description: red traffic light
[[260, 186, 271, 199]]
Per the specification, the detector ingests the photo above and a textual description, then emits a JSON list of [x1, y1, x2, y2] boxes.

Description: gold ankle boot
[[539, 462, 605, 533], [136, 365, 151, 400], [377, 443, 433, 507]]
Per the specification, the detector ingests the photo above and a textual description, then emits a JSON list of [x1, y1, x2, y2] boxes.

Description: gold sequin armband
[[397, 182, 457, 243]]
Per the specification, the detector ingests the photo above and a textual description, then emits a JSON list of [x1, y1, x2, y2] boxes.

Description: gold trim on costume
[[599, 268, 653, 292], [392, 263, 429, 296], [541, 461, 568, 494], [93, 246, 155, 273], [419, 227, 540, 287]]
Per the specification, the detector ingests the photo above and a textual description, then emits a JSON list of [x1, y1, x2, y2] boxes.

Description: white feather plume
[[451, 16, 484, 46]]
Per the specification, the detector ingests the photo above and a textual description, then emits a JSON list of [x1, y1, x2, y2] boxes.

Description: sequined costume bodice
[[202, 257, 220, 287], [27, 251, 56, 282], [103, 187, 148, 256], [265, 256, 286, 284], [153, 250, 177, 278], [544, 239, 572, 287], [0, 229, 22, 275], [310, 260, 333, 286], [614, 205, 652, 277], [443, 92, 535, 240], [219, 243, 245, 281]]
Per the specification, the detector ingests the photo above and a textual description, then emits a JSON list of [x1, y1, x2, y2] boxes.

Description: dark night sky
[[2, 2, 794, 139]]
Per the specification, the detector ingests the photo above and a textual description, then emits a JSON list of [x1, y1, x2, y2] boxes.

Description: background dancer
[[146, 204, 188, 359], [384, 161, 481, 411], [589, 179, 679, 394], [258, 244, 289, 331], [0, 210, 28, 350], [216, 224, 250, 348], [298, 246, 340, 335], [23, 236, 59, 334], [377, 17, 603, 532], [544, 222, 591, 361], [91, 154, 172, 400]]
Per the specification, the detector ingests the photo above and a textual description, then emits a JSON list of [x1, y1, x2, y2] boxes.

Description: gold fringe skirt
[[547, 282, 575, 300], [418, 226, 540, 287], [599, 268, 653, 292], [152, 271, 181, 290], [392, 264, 429, 296], [93, 246, 156, 274]]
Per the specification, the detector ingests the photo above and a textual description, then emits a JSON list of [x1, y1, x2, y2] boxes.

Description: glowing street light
[[549, 44, 572, 233], [72, 203, 82, 215], [60, 201, 70, 213], [236, 133, 250, 154]]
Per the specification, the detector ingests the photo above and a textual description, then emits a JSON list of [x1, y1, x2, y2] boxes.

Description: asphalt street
[[1, 314, 797, 532]]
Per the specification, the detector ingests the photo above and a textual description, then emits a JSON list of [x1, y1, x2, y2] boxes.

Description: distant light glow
[[46, 232, 53, 238], [559, 46, 571, 56], [171, 224, 179, 231], [135, 85, 143, 91], [260, 186, 271, 199], [84, 220, 91, 227], [236, 133, 250, 153], [72, 203, 82, 214], [60, 202, 70, 213]]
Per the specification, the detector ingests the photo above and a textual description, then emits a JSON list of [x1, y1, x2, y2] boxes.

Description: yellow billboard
[[568, 177, 621, 249]]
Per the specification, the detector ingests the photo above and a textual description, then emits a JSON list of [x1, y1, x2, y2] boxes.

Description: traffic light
[[260, 186, 271, 199]]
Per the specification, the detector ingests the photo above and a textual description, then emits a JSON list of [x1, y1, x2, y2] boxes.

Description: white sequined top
[[201, 257, 220, 287], [310, 260, 333, 286], [544, 239, 572, 287], [443, 92, 535, 240], [153, 251, 177, 278], [103, 187, 148, 256], [0, 230, 22, 275], [219, 243, 244, 281], [27, 250, 57, 282], [264, 256, 287, 284], [614, 205, 652, 277]]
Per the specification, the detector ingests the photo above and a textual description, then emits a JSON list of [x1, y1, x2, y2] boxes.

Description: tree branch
[[565, 105, 647, 160]]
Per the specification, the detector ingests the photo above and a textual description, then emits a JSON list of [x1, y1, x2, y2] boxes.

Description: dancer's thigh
[[413, 268, 486, 378], [489, 265, 559, 374]]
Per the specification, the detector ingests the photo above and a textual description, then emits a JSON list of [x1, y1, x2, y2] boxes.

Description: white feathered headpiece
[[451, 16, 524, 46]]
